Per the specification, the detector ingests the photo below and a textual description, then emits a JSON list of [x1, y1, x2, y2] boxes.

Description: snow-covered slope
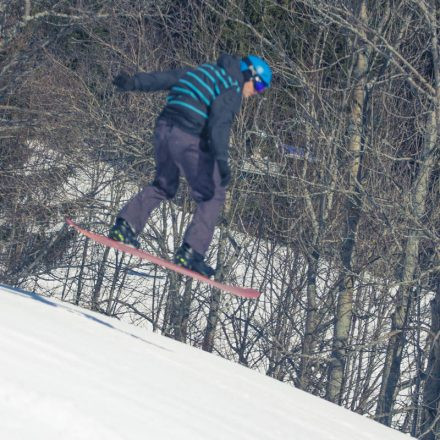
[[0, 284, 412, 440]]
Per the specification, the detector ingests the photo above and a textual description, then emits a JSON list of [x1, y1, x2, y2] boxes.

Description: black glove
[[217, 159, 231, 187], [112, 72, 135, 91]]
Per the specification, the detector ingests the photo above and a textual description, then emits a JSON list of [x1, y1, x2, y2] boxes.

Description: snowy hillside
[[0, 284, 413, 440]]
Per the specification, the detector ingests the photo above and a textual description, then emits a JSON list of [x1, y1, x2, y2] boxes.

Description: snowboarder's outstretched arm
[[113, 69, 188, 92]]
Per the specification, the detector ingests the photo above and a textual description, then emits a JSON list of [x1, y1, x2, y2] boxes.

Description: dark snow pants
[[118, 119, 226, 256]]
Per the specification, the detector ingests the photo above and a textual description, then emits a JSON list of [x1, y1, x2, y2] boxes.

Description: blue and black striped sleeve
[[132, 68, 188, 92]]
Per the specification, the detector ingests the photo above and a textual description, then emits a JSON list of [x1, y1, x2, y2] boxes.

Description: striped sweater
[[130, 54, 244, 161]]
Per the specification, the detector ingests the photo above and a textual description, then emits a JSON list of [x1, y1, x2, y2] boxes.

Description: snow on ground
[[0, 284, 413, 440]]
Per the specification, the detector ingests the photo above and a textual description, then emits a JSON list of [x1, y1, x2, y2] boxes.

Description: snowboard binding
[[109, 218, 140, 249], [174, 243, 215, 278]]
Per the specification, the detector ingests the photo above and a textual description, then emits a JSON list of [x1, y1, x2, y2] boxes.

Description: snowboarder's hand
[[113, 72, 135, 91], [217, 160, 231, 187]]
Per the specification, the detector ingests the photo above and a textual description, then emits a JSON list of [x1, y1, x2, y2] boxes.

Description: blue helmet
[[240, 55, 272, 87]]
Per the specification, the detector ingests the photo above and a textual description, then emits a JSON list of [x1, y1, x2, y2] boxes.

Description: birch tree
[[326, 0, 369, 404]]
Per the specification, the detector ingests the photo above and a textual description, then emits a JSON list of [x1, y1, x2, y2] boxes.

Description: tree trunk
[[420, 277, 440, 440], [202, 226, 228, 353], [91, 245, 110, 311], [75, 237, 89, 306], [174, 277, 193, 343], [202, 192, 236, 353], [162, 272, 182, 339], [202, 289, 222, 353], [298, 250, 320, 391], [376, 109, 437, 425], [106, 252, 125, 316], [326, 0, 368, 404]]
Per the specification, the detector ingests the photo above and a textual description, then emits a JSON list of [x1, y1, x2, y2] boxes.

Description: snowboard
[[66, 219, 261, 299]]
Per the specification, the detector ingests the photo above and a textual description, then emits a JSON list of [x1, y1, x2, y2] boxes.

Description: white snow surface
[[0, 284, 412, 440]]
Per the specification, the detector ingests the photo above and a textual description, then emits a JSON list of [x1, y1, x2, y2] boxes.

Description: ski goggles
[[253, 76, 268, 93]]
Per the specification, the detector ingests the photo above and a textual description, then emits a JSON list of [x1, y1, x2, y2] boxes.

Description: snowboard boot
[[108, 218, 140, 249], [174, 243, 215, 278]]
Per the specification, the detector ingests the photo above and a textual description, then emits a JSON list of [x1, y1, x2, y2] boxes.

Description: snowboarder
[[109, 54, 272, 277]]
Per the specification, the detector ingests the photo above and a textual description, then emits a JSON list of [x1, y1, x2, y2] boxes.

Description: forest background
[[1, 1, 439, 438]]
